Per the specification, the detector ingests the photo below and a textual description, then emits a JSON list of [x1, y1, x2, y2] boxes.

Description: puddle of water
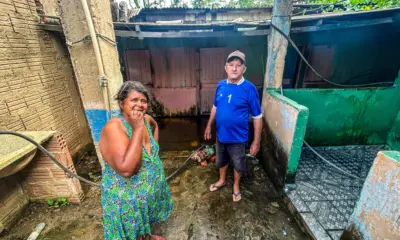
[[157, 117, 255, 151], [156, 117, 214, 151]]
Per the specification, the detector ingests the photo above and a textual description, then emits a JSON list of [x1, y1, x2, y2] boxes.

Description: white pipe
[[80, 0, 112, 119], [26, 223, 45, 240]]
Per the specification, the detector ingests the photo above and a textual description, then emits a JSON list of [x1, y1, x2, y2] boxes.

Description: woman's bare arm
[[99, 119, 144, 177]]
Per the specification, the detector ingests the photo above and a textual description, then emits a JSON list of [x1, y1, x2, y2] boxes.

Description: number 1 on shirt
[[228, 94, 232, 103]]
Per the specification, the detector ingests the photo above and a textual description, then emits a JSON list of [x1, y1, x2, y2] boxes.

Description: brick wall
[[0, 0, 92, 156]]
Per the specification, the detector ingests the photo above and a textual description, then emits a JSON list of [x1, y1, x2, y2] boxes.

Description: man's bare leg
[[209, 164, 228, 191], [233, 169, 242, 201], [217, 164, 228, 185]]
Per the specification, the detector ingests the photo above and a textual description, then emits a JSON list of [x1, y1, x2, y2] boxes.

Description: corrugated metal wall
[[199, 48, 229, 114], [125, 47, 248, 116]]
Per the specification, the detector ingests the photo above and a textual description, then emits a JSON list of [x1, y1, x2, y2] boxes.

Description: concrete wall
[[0, 0, 92, 156], [0, 175, 28, 233], [36, 0, 59, 16], [59, 0, 123, 163], [342, 151, 400, 240], [260, 90, 308, 187], [388, 111, 400, 151], [0, 133, 84, 233], [283, 79, 400, 146]]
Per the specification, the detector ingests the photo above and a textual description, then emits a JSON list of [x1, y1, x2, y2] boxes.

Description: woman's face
[[120, 90, 148, 114]]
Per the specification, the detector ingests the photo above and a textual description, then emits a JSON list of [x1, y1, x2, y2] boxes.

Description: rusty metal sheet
[[303, 45, 335, 85], [150, 47, 197, 88], [150, 88, 197, 116], [124, 50, 152, 85], [199, 48, 232, 114], [200, 84, 215, 115], [167, 47, 197, 88], [199, 48, 228, 85], [150, 48, 168, 88]]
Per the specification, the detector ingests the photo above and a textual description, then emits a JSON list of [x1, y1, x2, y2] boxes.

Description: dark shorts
[[216, 139, 246, 175]]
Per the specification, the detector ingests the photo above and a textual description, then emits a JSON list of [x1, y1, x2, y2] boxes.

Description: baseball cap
[[226, 50, 246, 64]]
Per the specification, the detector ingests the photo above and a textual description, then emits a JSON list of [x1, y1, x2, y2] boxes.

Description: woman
[[99, 81, 173, 240]]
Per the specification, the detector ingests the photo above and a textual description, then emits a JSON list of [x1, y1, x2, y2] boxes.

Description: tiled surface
[[300, 213, 331, 240], [285, 145, 388, 240], [327, 230, 344, 240]]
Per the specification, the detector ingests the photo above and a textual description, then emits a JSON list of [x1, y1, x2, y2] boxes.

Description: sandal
[[233, 192, 242, 202], [209, 182, 226, 192], [150, 235, 166, 240]]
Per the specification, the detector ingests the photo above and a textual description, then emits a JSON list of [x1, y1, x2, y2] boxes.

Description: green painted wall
[[268, 91, 309, 181], [387, 111, 400, 150], [387, 72, 400, 150], [260, 91, 308, 186], [283, 80, 400, 146], [384, 151, 400, 162]]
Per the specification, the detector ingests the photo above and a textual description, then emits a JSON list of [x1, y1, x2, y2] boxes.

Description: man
[[204, 50, 263, 202]]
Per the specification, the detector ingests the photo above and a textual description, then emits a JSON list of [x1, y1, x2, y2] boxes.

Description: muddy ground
[[0, 151, 307, 240]]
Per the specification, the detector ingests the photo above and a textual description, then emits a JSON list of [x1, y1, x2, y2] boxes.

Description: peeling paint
[[260, 90, 308, 187], [85, 109, 119, 142], [345, 151, 400, 240]]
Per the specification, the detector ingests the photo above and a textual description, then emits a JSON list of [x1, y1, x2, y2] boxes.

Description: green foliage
[[128, 0, 399, 11], [191, 0, 223, 8], [88, 171, 101, 181], [303, 0, 400, 13], [46, 197, 69, 208]]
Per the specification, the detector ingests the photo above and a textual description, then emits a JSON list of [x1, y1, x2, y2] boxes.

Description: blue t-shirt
[[214, 78, 262, 143]]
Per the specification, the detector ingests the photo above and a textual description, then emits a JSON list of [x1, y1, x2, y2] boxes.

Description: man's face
[[225, 59, 246, 81]]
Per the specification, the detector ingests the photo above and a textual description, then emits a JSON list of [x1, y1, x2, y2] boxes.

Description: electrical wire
[[165, 146, 204, 181], [270, 22, 371, 180], [0, 131, 202, 186], [0, 131, 101, 187], [269, 23, 395, 88], [66, 34, 117, 47], [303, 141, 363, 180], [277, 82, 363, 180]]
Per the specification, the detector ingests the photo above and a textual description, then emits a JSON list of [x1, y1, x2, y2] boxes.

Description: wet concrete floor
[[155, 151, 307, 240], [0, 151, 307, 240], [0, 117, 306, 240]]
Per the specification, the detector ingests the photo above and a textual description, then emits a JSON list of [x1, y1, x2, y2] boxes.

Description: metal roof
[[113, 7, 400, 38]]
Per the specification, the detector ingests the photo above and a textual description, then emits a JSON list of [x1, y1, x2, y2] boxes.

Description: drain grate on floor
[[284, 145, 389, 240]]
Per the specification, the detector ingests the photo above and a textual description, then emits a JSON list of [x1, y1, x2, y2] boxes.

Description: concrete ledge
[[343, 151, 400, 240], [0, 131, 55, 172], [260, 90, 308, 187]]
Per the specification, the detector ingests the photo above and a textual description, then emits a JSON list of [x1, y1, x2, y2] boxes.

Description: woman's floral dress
[[101, 116, 174, 239]]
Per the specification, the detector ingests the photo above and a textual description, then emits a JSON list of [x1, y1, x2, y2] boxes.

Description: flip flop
[[150, 235, 166, 240], [209, 182, 226, 192], [233, 192, 242, 202]]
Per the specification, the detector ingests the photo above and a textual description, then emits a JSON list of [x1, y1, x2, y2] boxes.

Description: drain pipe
[[80, 0, 112, 119]]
